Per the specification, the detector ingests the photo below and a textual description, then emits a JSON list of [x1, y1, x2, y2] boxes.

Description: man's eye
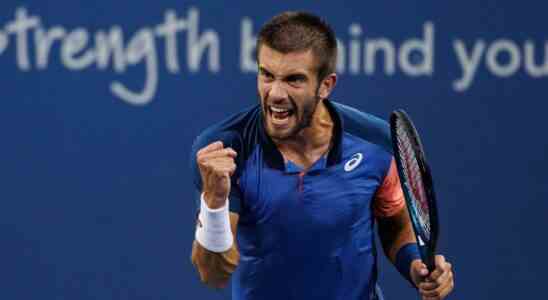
[[287, 76, 306, 84], [260, 70, 274, 79]]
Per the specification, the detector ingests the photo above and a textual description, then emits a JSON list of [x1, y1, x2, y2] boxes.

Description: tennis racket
[[390, 109, 439, 272]]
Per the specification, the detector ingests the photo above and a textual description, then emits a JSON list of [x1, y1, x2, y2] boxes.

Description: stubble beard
[[261, 92, 321, 141]]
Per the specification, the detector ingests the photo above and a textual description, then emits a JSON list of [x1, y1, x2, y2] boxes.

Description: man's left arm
[[376, 158, 454, 300]]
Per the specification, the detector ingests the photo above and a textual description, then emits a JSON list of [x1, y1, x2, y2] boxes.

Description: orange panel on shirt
[[374, 158, 405, 218]]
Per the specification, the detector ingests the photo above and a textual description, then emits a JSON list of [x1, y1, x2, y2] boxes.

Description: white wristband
[[195, 193, 233, 252]]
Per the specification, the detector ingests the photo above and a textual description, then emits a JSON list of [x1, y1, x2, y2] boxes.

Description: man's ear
[[318, 73, 337, 99]]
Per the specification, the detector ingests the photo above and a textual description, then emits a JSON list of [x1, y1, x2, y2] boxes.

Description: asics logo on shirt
[[344, 153, 363, 172]]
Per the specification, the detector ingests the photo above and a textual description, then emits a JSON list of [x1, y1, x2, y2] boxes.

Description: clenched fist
[[196, 141, 237, 209]]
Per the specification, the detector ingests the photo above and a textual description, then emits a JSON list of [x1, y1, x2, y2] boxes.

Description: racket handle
[[420, 245, 436, 272]]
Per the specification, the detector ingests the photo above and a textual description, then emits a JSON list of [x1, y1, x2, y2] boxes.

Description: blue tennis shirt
[[191, 100, 398, 300]]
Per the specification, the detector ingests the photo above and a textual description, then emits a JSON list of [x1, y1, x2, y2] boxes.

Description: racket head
[[390, 109, 439, 271]]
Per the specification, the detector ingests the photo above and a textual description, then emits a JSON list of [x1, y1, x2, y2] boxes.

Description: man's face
[[257, 46, 321, 141]]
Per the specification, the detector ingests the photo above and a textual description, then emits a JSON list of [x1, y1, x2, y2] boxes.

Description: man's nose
[[268, 81, 288, 102]]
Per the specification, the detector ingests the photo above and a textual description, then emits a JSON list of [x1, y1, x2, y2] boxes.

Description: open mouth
[[268, 106, 294, 124]]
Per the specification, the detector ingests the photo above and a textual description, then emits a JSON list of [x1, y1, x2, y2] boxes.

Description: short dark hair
[[257, 11, 338, 81]]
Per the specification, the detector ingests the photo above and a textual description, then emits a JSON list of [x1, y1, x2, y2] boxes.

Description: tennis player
[[190, 11, 454, 300]]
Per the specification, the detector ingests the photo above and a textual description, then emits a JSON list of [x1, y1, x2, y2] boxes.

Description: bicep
[[373, 158, 405, 218]]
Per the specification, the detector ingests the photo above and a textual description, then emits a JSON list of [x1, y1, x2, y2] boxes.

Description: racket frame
[[390, 109, 440, 272]]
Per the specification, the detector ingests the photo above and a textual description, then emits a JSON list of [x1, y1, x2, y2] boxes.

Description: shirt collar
[[258, 99, 344, 171]]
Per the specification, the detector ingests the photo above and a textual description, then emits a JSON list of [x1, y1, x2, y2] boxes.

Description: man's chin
[[266, 124, 297, 141], [267, 129, 290, 141]]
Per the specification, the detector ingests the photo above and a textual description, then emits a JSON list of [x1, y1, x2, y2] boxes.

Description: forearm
[[191, 239, 239, 288], [191, 212, 240, 288], [378, 205, 424, 287], [378, 206, 417, 263]]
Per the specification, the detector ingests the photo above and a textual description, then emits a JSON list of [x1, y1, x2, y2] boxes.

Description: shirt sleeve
[[373, 157, 405, 218]]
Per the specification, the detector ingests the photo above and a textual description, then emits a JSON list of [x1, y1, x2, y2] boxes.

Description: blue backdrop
[[2, 1, 547, 299]]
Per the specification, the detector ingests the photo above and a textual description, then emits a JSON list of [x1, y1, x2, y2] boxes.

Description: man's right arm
[[190, 141, 241, 288], [191, 212, 240, 289]]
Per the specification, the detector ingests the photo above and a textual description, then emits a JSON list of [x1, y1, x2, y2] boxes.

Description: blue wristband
[[395, 243, 421, 286]]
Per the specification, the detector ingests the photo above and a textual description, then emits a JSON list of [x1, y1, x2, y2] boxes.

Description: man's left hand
[[410, 255, 454, 300]]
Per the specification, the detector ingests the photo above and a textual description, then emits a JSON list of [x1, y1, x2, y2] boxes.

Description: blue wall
[[1, 1, 547, 299]]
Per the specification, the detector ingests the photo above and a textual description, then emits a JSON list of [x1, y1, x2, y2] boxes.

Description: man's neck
[[273, 100, 334, 170]]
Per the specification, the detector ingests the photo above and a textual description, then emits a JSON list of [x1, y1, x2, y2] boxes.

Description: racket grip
[[419, 244, 436, 273]]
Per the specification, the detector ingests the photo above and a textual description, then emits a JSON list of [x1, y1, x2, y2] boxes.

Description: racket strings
[[396, 125, 431, 238]]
